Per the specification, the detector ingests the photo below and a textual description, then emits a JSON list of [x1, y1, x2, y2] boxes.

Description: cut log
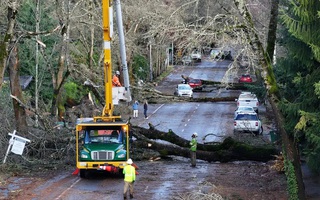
[[132, 126, 278, 163]]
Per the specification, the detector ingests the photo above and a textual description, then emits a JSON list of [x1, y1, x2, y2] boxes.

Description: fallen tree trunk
[[131, 126, 278, 163]]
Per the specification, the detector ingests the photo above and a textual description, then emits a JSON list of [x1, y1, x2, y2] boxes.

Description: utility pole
[[171, 42, 174, 65], [35, 0, 40, 127], [149, 43, 153, 81], [115, 0, 132, 102]]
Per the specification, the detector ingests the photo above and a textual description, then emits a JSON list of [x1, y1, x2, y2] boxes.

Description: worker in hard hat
[[123, 158, 136, 199], [190, 132, 198, 167], [112, 70, 122, 87]]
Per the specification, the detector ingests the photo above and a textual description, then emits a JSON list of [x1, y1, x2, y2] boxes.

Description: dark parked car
[[210, 49, 233, 61], [239, 74, 252, 83]]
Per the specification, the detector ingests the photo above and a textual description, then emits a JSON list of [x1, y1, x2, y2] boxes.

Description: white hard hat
[[127, 158, 133, 164], [192, 132, 198, 137], [116, 70, 120, 75]]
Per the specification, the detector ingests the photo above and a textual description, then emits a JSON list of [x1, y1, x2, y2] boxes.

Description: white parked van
[[190, 50, 202, 62], [235, 92, 259, 113]]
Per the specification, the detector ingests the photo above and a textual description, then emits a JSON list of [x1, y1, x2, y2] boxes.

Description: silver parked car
[[190, 50, 202, 62], [174, 84, 193, 97], [181, 56, 192, 65]]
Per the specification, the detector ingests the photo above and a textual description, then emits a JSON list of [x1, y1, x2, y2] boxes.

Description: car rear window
[[190, 79, 201, 83], [179, 85, 190, 90], [235, 114, 258, 120]]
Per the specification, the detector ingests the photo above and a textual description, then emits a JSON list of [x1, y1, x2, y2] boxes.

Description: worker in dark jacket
[[143, 100, 148, 119]]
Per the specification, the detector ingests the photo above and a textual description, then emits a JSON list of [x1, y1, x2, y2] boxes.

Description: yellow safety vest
[[190, 138, 197, 151], [123, 165, 136, 182]]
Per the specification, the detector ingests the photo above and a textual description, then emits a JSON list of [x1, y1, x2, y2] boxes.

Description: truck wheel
[[79, 169, 87, 178], [119, 169, 125, 178]]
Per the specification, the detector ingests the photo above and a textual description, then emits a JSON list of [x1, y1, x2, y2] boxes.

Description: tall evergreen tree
[[278, 0, 320, 175]]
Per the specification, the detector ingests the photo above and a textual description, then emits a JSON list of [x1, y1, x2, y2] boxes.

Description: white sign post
[[3, 130, 31, 164]]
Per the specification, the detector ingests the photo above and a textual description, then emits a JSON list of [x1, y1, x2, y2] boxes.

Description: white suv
[[235, 92, 259, 113], [190, 50, 201, 62], [234, 112, 263, 135]]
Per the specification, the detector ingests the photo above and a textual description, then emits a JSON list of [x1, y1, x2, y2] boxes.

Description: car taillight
[[234, 121, 237, 126], [255, 122, 258, 126], [256, 102, 259, 106]]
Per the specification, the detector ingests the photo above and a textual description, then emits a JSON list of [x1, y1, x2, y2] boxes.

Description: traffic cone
[[132, 163, 139, 169], [132, 163, 139, 175], [72, 168, 79, 175]]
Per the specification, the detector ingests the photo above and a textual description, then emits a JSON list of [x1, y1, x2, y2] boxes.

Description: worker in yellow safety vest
[[190, 132, 198, 167], [123, 158, 136, 199]]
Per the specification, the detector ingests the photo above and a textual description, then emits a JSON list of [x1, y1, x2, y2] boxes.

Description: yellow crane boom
[[101, 0, 114, 118]]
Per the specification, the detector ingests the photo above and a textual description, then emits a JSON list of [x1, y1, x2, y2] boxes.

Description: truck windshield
[[81, 129, 124, 144]]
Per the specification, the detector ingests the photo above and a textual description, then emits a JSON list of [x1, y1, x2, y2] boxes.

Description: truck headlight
[[81, 153, 89, 158], [117, 154, 125, 158]]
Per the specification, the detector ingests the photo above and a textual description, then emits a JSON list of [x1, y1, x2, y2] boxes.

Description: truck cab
[[76, 119, 130, 178]]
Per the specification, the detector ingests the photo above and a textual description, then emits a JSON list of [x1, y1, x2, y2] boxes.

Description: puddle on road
[[0, 177, 32, 199], [0, 171, 72, 199], [33, 172, 71, 192]]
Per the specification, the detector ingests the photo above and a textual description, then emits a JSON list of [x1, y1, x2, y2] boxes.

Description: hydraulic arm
[[101, 0, 115, 119]]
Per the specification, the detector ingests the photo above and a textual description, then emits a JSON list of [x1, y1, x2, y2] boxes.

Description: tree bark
[[88, 0, 94, 70], [3, 1, 28, 133], [84, 79, 105, 107], [266, 0, 279, 63], [51, 0, 70, 121], [0, 1, 18, 90], [8, 41, 28, 133]]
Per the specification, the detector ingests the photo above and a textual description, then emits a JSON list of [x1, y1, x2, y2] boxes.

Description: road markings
[[55, 178, 81, 200], [138, 104, 164, 126], [153, 104, 164, 114], [144, 185, 149, 192]]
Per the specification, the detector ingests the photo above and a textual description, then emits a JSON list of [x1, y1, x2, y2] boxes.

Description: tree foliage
[[278, 0, 320, 174]]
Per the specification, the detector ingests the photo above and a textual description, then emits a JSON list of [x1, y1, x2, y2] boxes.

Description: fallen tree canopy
[[131, 125, 279, 163]]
